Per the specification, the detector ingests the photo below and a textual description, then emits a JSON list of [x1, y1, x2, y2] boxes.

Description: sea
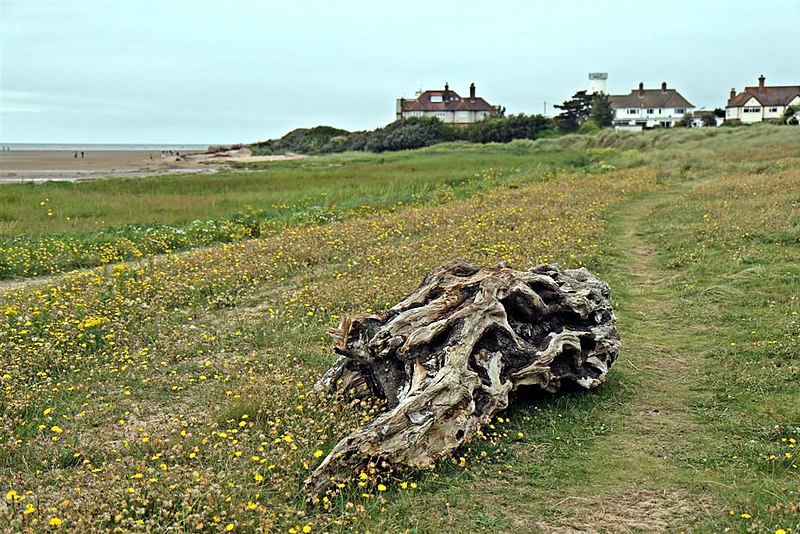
[[3, 143, 210, 151]]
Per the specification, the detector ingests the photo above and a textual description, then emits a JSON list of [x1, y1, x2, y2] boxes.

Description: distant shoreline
[[1, 143, 211, 151], [0, 147, 307, 183]]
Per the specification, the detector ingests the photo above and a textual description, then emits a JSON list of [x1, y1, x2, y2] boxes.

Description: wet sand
[[0, 150, 213, 183], [0, 149, 307, 183]]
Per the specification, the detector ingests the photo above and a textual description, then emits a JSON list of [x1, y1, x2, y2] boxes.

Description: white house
[[609, 82, 694, 131], [396, 83, 497, 124], [726, 75, 800, 123]]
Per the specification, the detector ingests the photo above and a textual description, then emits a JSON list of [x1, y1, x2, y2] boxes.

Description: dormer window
[[430, 95, 443, 103]]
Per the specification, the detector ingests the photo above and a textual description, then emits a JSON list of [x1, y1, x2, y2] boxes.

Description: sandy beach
[[0, 148, 307, 183]]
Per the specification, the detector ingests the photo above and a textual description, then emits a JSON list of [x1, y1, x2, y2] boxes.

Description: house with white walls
[[609, 82, 694, 130], [726, 75, 800, 123], [396, 83, 497, 124]]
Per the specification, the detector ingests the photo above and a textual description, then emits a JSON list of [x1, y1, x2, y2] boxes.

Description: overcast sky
[[2, 0, 799, 144]]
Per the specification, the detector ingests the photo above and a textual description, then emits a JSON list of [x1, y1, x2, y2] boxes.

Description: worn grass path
[[538, 181, 721, 531], [493, 180, 724, 532], [510, 168, 797, 533]]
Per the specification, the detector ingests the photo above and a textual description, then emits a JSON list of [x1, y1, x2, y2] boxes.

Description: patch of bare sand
[[186, 147, 307, 164], [533, 489, 712, 533]]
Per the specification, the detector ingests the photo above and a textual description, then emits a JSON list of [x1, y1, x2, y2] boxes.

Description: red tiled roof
[[608, 88, 693, 110], [727, 85, 800, 107], [400, 89, 495, 113]]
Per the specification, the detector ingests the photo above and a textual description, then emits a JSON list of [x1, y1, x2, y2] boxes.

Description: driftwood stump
[[306, 260, 619, 496]]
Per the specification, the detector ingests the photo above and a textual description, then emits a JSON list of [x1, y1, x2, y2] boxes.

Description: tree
[[590, 92, 613, 127], [489, 105, 507, 118], [554, 90, 593, 133], [702, 114, 718, 127]]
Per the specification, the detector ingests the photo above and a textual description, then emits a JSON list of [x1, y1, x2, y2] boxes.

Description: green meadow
[[0, 146, 587, 279], [1, 125, 798, 532]]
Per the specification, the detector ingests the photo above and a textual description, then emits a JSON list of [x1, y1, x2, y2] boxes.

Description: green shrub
[[365, 117, 459, 152], [465, 114, 554, 143], [577, 119, 601, 134]]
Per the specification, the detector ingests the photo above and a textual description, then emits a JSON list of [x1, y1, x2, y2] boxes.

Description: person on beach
[[81, 151, 85, 158], [74, 152, 78, 158]]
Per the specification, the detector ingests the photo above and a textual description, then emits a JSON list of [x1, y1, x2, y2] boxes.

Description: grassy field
[[1, 125, 798, 532], [0, 145, 588, 279]]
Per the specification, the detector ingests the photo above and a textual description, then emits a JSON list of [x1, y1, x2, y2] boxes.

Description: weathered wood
[[306, 260, 619, 497]]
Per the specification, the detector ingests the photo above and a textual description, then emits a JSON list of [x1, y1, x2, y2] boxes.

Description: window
[[455, 111, 471, 119], [769, 107, 778, 113], [744, 107, 760, 113], [430, 95, 443, 103], [434, 111, 446, 118], [676, 108, 686, 114], [627, 108, 638, 115], [647, 109, 654, 114], [409, 111, 423, 117]]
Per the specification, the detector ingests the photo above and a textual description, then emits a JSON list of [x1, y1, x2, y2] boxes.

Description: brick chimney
[[469, 82, 476, 99], [638, 82, 644, 97], [758, 75, 765, 91], [445, 82, 449, 92], [661, 82, 667, 93], [730, 88, 736, 101]]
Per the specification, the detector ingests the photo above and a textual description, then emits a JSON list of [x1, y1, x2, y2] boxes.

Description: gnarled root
[[305, 260, 619, 497]]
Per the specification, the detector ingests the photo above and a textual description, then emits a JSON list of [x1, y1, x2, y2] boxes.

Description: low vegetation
[[0, 125, 797, 532], [250, 115, 558, 156], [1, 145, 589, 279]]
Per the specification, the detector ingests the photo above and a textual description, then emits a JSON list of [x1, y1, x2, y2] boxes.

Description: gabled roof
[[608, 87, 694, 110], [727, 85, 800, 107], [400, 89, 495, 113]]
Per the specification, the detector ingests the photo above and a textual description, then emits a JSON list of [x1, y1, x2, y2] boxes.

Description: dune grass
[[0, 125, 798, 532]]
